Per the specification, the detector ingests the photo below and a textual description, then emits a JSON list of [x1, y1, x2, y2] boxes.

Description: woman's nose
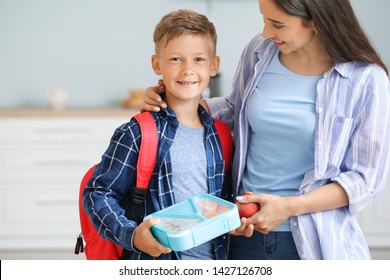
[[262, 23, 273, 39]]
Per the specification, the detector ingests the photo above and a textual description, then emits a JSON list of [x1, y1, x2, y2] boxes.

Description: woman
[[143, 0, 390, 260]]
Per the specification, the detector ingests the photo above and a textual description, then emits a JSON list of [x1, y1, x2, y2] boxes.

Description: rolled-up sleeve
[[332, 70, 390, 213]]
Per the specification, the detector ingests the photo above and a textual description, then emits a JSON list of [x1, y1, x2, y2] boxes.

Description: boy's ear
[[151, 55, 162, 75], [210, 56, 220, 77]]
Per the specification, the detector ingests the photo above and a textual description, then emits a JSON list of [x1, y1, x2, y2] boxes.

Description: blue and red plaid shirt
[[83, 106, 229, 260]]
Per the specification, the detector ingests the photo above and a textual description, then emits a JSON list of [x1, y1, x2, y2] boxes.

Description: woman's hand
[[133, 218, 172, 257], [239, 193, 292, 234], [143, 80, 167, 112], [237, 182, 349, 234]]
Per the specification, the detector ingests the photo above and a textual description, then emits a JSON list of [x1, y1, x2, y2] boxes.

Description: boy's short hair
[[153, 9, 217, 55]]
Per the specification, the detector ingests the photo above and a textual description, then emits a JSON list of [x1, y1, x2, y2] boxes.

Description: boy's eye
[[195, 57, 206, 62], [170, 57, 181, 62]]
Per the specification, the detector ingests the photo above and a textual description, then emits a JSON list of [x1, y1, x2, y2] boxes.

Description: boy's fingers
[[157, 244, 172, 255], [142, 219, 172, 256], [243, 224, 255, 237], [229, 218, 247, 235], [148, 242, 172, 257], [144, 217, 160, 227]]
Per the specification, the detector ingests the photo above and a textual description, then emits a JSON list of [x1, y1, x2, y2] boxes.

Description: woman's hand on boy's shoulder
[[143, 80, 167, 112]]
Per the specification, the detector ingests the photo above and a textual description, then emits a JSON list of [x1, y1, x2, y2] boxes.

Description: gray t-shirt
[[170, 123, 215, 260]]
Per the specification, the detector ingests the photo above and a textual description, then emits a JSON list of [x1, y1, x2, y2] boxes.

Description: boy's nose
[[181, 62, 195, 75], [182, 68, 195, 76]]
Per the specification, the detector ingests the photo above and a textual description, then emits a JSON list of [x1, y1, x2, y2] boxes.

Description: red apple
[[235, 192, 261, 218]]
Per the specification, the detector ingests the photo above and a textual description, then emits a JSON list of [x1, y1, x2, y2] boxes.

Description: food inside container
[[196, 197, 230, 218], [157, 217, 201, 232]]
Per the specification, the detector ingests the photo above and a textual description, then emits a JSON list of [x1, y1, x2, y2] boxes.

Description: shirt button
[[317, 106, 324, 113], [293, 222, 298, 227]]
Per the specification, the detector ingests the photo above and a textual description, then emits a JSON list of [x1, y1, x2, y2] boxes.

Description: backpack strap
[[121, 112, 158, 260], [128, 112, 158, 223], [213, 119, 232, 174]]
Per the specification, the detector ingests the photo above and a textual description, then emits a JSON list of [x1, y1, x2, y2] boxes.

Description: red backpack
[[74, 112, 232, 260]]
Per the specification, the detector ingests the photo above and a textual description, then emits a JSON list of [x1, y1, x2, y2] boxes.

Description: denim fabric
[[229, 231, 300, 260]]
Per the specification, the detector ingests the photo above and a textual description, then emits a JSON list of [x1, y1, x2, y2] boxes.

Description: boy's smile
[[177, 81, 198, 87], [152, 34, 220, 104]]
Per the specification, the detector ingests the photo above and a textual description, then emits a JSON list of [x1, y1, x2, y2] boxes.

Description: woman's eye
[[273, 24, 284, 29]]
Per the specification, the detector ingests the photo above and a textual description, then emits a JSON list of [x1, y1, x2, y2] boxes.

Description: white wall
[[0, 0, 260, 108], [351, 0, 390, 67], [0, 0, 388, 109]]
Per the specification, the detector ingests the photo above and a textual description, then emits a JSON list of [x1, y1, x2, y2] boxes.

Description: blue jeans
[[229, 231, 300, 260]]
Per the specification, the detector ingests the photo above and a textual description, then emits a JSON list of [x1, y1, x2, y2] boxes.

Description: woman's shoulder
[[335, 61, 388, 81], [331, 62, 390, 105]]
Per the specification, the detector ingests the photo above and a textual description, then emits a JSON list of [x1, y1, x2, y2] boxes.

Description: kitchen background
[[0, 0, 389, 259]]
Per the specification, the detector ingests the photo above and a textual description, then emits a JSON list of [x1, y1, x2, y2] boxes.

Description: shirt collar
[[254, 37, 275, 58], [326, 63, 352, 79], [198, 105, 214, 127], [158, 104, 214, 127]]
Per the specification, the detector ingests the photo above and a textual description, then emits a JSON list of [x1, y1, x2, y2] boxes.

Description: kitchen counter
[[0, 108, 139, 118]]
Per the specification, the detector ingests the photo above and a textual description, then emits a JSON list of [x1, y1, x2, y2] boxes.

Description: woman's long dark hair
[[272, 0, 388, 74]]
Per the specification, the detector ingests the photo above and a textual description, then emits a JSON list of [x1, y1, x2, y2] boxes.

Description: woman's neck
[[279, 40, 334, 76]]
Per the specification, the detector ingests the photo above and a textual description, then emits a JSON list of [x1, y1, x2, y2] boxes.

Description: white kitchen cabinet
[[0, 109, 135, 250]]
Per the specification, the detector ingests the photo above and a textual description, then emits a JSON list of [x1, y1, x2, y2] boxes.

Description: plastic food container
[[143, 194, 240, 251]]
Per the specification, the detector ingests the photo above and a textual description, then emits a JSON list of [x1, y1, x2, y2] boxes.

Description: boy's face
[[152, 34, 220, 103]]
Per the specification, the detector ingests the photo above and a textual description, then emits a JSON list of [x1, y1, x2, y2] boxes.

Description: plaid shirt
[[83, 106, 229, 260]]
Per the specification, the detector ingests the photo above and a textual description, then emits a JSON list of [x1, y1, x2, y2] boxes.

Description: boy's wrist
[[130, 228, 141, 253]]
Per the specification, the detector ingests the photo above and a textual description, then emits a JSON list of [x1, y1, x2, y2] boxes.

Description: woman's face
[[259, 0, 317, 54]]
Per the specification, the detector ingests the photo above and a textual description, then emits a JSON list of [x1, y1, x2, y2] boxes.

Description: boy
[[83, 9, 228, 260]]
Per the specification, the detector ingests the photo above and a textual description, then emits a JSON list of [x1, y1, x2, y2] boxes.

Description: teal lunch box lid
[[143, 193, 240, 252]]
